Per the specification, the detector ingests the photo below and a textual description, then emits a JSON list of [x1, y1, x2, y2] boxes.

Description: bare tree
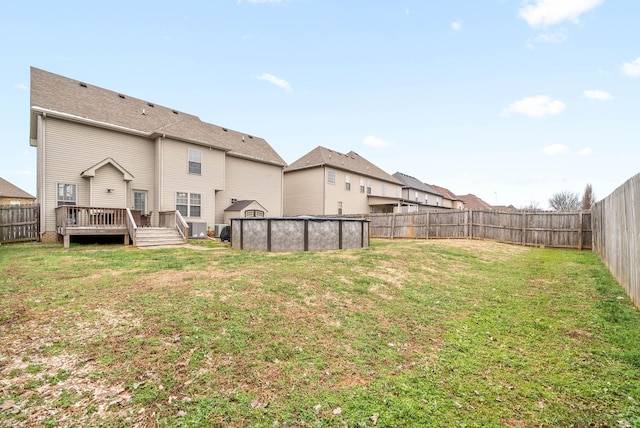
[[549, 191, 581, 211], [520, 201, 542, 211], [582, 183, 596, 210]]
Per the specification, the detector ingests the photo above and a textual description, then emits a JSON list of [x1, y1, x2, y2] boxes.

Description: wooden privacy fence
[[0, 204, 39, 243], [592, 172, 640, 307], [368, 210, 592, 250]]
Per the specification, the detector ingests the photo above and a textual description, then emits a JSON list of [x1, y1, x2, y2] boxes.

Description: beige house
[[284, 146, 403, 216], [0, 177, 36, 206], [29, 67, 286, 245], [430, 184, 465, 210]]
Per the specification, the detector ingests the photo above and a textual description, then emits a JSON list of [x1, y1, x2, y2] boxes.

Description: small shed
[[224, 200, 268, 225]]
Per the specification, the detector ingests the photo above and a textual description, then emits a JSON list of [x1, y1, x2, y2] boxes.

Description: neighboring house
[[0, 177, 36, 205], [30, 67, 286, 245], [430, 184, 465, 210], [392, 172, 443, 211], [283, 146, 403, 216], [457, 194, 493, 211]]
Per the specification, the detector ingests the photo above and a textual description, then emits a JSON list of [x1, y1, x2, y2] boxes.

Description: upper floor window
[[327, 170, 336, 185], [176, 192, 201, 217], [188, 148, 202, 174], [367, 180, 372, 195], [415, 191, 419, 201], [245, 210, 265, 217], [57, 183, 77, 206], [345, 175, 351, 191], [360, 178, 365, 193], [382, 183, 387, 196], [338, 201, 343, 215]]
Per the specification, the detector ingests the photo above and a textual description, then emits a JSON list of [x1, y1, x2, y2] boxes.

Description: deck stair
[[136, 227, 185, 247]]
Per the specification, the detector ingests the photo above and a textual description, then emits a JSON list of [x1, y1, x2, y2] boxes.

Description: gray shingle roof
[[29, 67, 286, 167], [392, 172, 442, 196], [285, 146, 402, 185], [0, 177, 35, 199]]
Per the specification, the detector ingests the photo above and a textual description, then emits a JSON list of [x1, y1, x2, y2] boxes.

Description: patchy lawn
[[1, 239, 639, 427]]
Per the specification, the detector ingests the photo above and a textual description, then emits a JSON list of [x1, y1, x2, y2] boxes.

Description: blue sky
[[2, 0, 638, 208]]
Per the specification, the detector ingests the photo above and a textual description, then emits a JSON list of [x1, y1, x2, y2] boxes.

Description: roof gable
[[81, 157, 134, 181], [30, 67, 286, 167], [285, 146, 402, 185]]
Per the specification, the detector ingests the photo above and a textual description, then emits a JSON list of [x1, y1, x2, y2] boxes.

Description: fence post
[[468, 210, 473, 239], [578, 212, 583, 251], [426, 211, 430, 239], [522, 212, 527, 246], [390, 213, 395, 239]]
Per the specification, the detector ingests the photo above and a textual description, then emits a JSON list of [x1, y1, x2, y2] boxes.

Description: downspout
[[322, 165, 326, 215], [38, 113, 46, 238]]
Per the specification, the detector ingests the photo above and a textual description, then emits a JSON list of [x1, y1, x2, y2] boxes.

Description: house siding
[[161, 138, 225, 228], [41, 117, 154, 233], [218, 156, 283, 224], [283, 168, 324, 216]]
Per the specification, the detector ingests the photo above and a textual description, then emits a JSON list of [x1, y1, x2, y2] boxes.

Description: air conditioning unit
[[188, 222, 207, 238], [214, 224, 228, 237]]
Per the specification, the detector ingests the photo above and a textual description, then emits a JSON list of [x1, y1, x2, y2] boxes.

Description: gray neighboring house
[[29, 67, 286, 244], [0, 177, 36, 206], [284, 146, 403, 216], [392, 172, 443, 211]]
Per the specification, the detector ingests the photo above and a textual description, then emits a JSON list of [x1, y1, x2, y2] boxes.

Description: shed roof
[[285, 146, 402, 185], [0, 177, 35, 199], [392, 172, 442, 196], [29, 67, 286, 167], [224, 200, 267, 212]]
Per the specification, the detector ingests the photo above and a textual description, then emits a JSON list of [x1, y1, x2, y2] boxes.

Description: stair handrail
[[125, 208, 138, 247], [175, 210, 189, 243]]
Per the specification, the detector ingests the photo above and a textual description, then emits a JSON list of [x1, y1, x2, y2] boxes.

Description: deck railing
[[55, 206, 129, 231], [159, 210, 189, 243]]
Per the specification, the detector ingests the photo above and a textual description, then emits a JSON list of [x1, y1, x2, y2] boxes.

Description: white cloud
[[501, 95, 566, 118], [256, 73, 292, 91], [622, 57, 640, 78], [542, 144, 570, 155], [534, 29, 568, 44], [519, 0, 603, 28], [583, 89, 613, 101], [362, 136, 390, 148], [451, 21, 462, 31], [578, 147, 593, 156], [15, 83, 28, 91]]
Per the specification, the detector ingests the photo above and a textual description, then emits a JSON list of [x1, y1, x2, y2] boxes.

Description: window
[[382, 184, 387, 196], [245, 210, 265, 217], [176, 192, 201, 217], [367, 180, 372, 195], [190, 193, 201, 217], [188, 148, 202, 174], [133, 190, 147, 213], [57, 183, 77, 206], [176, 192, 188, 216], [415, 191, 419, 202], [338, 201, 343, 215], [327, 170, 336, 185], [360, 178, 365, 193], [345, 175, 351, 191]]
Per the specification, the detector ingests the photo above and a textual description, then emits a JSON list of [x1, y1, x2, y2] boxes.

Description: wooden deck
[[55, 206, 189, 248]]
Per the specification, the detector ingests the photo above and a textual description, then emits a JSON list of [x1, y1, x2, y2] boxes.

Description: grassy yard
[[1, 238, 639, 427]]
